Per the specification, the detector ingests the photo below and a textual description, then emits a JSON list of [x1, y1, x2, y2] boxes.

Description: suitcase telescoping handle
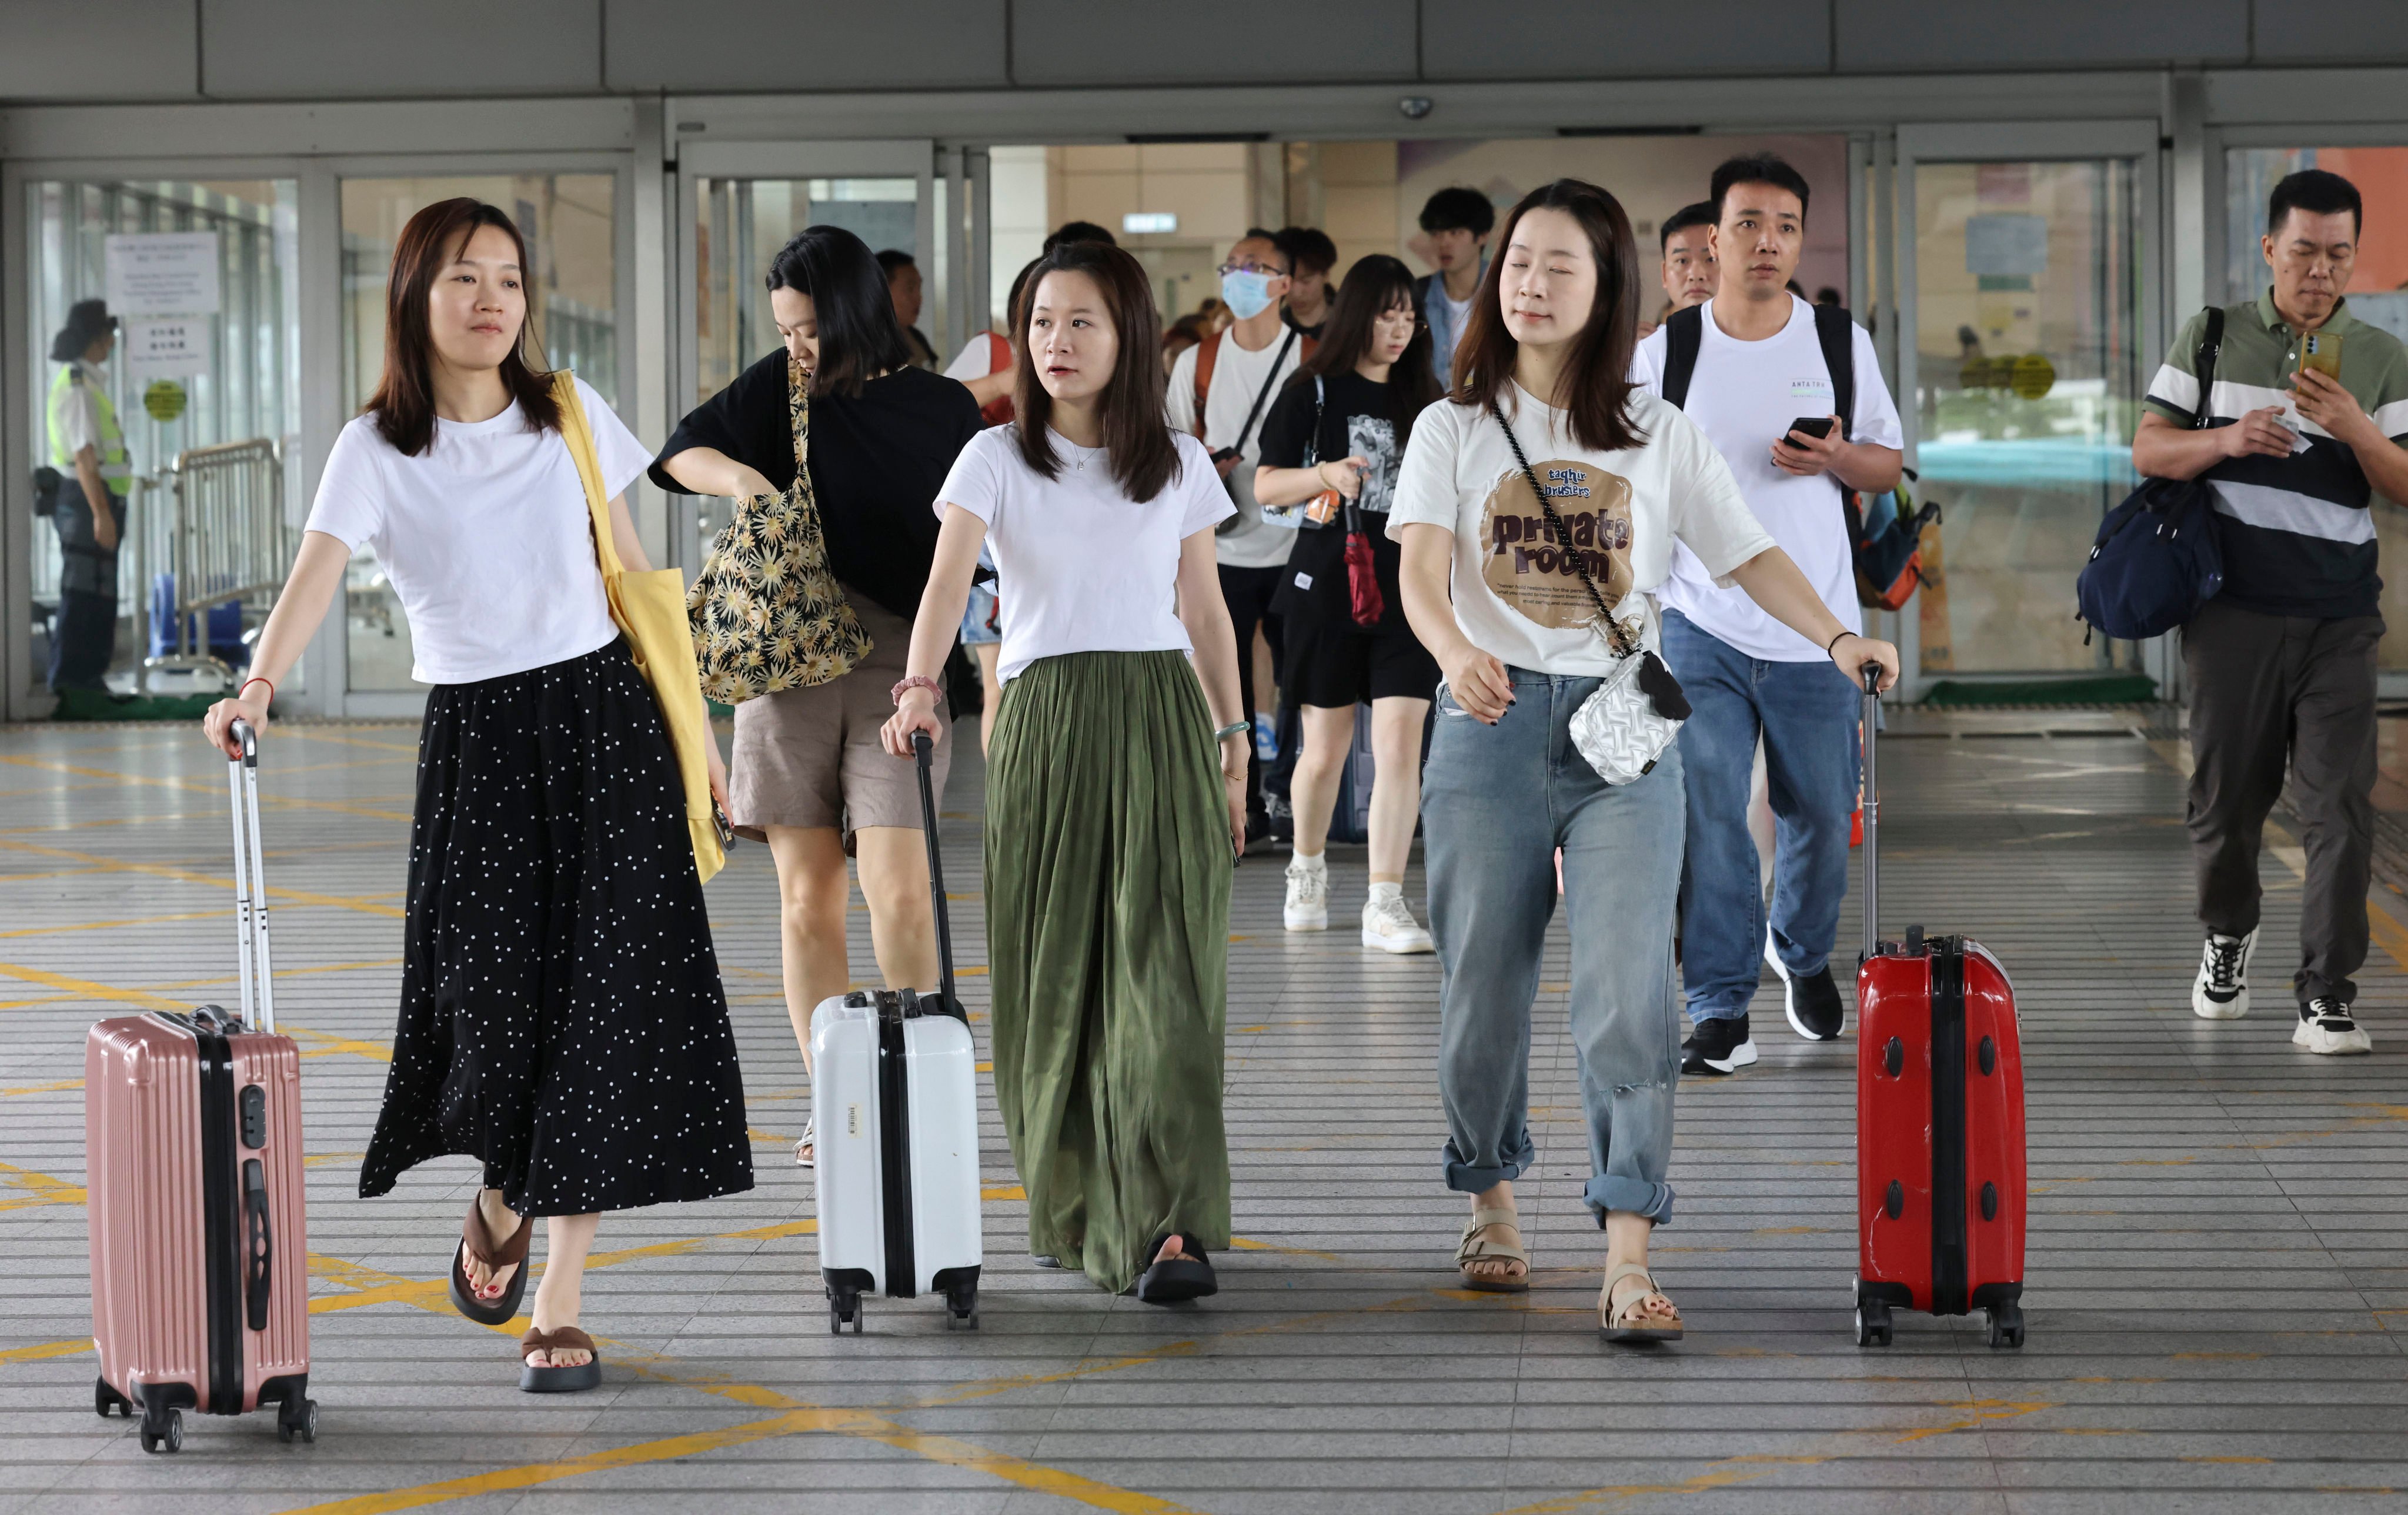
[[1859, 664, 1881, 965], [911, 731, 958, 1015], [225, 718, 276, 1033]]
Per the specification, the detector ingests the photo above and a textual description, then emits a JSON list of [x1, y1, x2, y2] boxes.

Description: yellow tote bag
[[553, 373, 726, 886]]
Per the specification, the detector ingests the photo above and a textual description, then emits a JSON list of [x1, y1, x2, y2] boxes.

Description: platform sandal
[[1134, 1233, 1218, 1305], [1600, 1262, 1684, 1344], [519, 1326, 602, 1393], [447, 1194, 532, 1327], [1455, 1207, 1529, 1293]]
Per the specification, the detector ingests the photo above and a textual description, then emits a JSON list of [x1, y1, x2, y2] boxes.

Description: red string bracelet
[[239, 676, 275, 702]]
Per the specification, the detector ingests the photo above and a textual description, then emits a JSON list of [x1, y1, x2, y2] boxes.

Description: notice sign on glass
[[1964, 215, 2048, 279], [105, 231, 221, 317], [125, 318, 213, 380]]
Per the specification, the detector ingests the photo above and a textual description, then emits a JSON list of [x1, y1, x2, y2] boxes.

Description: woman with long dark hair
[[882, 241, 1248, 1303], [1253, 253, 1444, 952], [1389, 179, 1899, 1340], [653, 226, 984, 1165], [201, 198, 752, 1390]]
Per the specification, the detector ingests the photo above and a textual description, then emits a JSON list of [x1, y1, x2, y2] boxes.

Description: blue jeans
[[1422, 669, 1684, 1223], [1662, 609, 1861, 1023]]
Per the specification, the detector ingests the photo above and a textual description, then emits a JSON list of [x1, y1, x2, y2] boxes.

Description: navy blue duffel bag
[[2075, 306, 2225, 642]]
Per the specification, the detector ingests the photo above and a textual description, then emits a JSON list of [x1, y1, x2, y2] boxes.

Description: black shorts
[[1281, 613, 1440, 709]]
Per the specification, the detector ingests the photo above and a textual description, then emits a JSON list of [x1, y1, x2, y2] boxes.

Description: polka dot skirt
[[359, 639, 756, 1217]]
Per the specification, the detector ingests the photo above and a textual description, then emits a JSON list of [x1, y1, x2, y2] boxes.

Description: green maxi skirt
[[984, 649, 1234, 1293]]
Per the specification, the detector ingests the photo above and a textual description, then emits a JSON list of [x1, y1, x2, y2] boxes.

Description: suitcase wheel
[[94, 1377, 132, 1419], [829, 1288, 863, 1336], [278, 1398, 319, 1444], [946, 1286, 980, 1330], [139, 1406, 183, 1454], [1985, 1303, 2025, 1350], [1854, 1301, 1893, 1348]]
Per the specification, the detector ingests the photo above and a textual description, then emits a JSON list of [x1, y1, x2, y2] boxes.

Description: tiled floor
[[1, 713, 2404, 1513]]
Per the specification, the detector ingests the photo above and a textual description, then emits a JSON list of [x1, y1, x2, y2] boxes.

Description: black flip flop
[[1134, 1233, 1218, 1306], [448, 1195, 532, 1327], [519, 1326, 602, 1393]]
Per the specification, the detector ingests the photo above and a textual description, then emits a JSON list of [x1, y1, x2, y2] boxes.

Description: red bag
[[1851, 669, 2026, 1350], [1343, 504, 1384, 627], [86, 720, 317, 1451]]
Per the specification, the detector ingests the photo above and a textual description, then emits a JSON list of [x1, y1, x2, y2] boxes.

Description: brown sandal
[[519, 1326, 601, 1393], [447, 1194, 532, 1327]]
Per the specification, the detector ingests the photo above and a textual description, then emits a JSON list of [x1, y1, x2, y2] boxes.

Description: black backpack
[[1658, 302, 1939, 610]]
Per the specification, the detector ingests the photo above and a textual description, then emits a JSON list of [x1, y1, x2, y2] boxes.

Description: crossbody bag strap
[[1485, 397, 1635, 659], [2192, 305, 2225, 432], [1230, 329, 1298, 456]]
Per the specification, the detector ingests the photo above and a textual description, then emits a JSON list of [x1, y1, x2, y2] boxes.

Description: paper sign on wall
[[125, 318, 212, 380], [105, 232, 221, 317], [1964, 215, 2048, 279]]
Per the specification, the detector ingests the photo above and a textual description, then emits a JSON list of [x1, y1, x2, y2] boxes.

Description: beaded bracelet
[[890, 674, 943, 707]]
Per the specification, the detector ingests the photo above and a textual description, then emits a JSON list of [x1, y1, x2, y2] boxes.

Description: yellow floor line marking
[[275, 729, 423, 755], [0, 961, 185, 1009], [0, 754, 413, 822], [1, 1076, 85, 1097], [0, 1162, 83, 1211], [0, 836, 405, 918], [0, 907, 230, 940]]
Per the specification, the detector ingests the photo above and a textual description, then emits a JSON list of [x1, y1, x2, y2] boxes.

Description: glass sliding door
[[1905, 146, 2146, 682], [337, 173, 617, 692], [21, 178, 300, 702]]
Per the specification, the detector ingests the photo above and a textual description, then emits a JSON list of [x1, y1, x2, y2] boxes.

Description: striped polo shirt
[[2142, 289, 2408, 619]]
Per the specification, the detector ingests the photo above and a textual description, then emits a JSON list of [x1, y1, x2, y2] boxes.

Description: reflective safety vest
[[48, 363, 131, 485]]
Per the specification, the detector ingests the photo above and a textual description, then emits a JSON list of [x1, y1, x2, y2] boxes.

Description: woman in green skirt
[[883, 241, 1250, 1302]]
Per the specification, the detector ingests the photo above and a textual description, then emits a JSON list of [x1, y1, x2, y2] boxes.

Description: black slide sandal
[[519, 1326, 602, 1393], [448, 1195, 532, 1327], [1134, 1233, 1218, 1306]]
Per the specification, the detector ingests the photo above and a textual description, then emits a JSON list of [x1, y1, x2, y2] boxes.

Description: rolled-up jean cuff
[[1584, 1176, 1674, 1223], [1442, 1137, 1535, 1195], [1688, 997, 1749, 1023]]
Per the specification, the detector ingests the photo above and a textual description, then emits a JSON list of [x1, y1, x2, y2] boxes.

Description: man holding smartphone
[[2135, 168, 2408, 1055], [1631, 154, 1904, 1076]]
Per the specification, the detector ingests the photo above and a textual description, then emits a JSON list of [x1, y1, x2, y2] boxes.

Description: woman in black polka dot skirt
[[203, 198, 752, 1394]]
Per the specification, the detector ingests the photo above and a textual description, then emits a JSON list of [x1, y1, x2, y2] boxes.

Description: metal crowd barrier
[[133, 437, 289, 692]]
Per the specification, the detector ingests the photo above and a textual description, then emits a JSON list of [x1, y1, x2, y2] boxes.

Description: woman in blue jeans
[[1390, 178, 1899, 1342]]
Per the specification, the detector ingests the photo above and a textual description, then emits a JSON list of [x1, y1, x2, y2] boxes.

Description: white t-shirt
[[943, 333, 1008, 382], [304, 377, 649, 685], [1387, 385, 1775, 678], [1632, 297, 1905, 660], [936, 426, 1234, 682], [1164, 329, 1305, 570]]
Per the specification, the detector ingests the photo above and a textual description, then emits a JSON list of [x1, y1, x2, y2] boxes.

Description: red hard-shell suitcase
[[1851, 671, 2027, 1349], [86, 719, 316, 1451]]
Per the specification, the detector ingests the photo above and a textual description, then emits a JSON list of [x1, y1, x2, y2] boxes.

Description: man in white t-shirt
[[1632, 154, 1905, 1075], [1167, 229, 1307, 843]]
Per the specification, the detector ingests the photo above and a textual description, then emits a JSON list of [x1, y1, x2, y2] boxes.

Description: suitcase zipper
[[186, 1015, 246, 1414], [1929, 941, 1969, 1316], [875, 999, 917, 1297]]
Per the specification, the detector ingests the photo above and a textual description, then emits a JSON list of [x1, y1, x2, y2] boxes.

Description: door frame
[[1893, 119, 2166, 703], [669, 139, 936, 578]]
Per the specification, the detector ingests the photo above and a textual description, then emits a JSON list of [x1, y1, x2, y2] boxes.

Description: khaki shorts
[[726, 597, 951, 847]]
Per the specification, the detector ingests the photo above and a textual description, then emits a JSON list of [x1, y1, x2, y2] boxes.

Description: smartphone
[[712, 800, 737, 848], [1784, 416, 1835, 444], [2302, 331, 2343, 381]]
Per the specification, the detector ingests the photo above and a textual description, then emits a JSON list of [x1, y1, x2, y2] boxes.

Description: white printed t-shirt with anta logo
[[1387, 383, 1775, 677]]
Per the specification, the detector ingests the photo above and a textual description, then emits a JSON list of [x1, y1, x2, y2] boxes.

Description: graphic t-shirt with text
[[1387, 385, 1774, 677]]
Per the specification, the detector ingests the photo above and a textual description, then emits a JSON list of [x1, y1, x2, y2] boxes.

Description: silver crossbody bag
[[1487, 401, 1689, 785]]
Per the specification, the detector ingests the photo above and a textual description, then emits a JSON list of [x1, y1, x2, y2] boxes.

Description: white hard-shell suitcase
[[810, 731, 983, 1332]]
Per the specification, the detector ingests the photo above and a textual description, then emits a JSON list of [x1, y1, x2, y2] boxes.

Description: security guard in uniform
[[46, 299, 129, 692]]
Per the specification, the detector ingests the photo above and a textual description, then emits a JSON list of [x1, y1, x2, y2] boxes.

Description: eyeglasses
[[1217, 260, 1289, 278]]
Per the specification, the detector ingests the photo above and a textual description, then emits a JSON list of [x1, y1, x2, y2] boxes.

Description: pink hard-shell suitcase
[[85, 719, 316, 1451]]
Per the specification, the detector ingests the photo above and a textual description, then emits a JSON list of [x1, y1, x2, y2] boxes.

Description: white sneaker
[[1361, 892, 1434, 953], [1284, 858, 1328, 932], [2192, 930, 2255, 1020], [1762, 922, 1788, 985], [2294, 998, 2373, 1055]]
